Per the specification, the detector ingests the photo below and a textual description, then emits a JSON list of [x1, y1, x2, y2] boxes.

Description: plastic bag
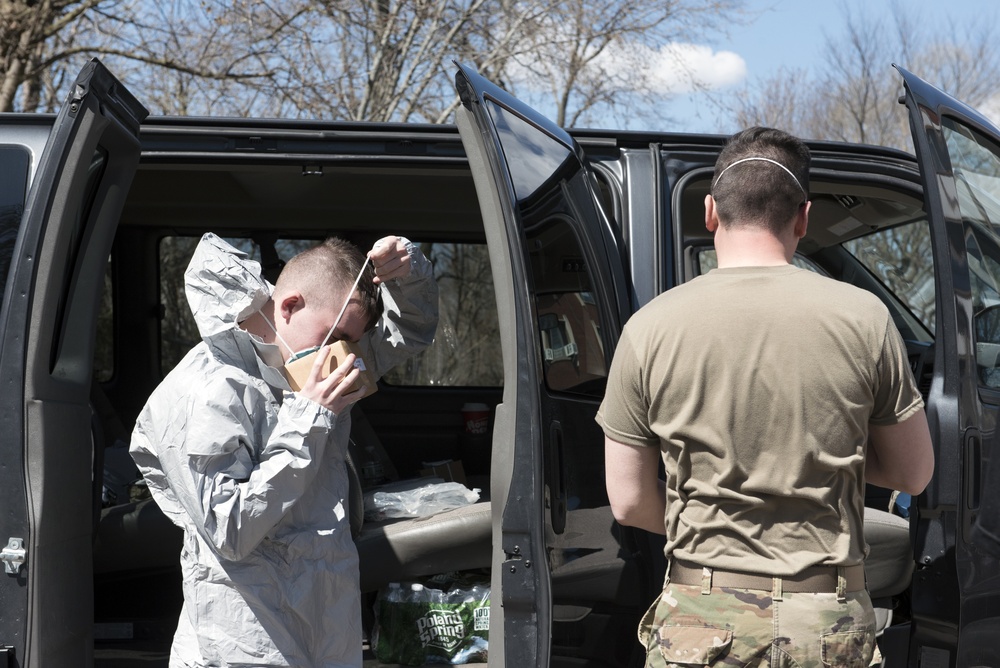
[[363, 480, 480, 521], [372, 573, 490, 665]]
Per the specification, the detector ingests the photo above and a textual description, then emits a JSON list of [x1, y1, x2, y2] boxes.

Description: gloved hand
[[369, 235, 412, 284]]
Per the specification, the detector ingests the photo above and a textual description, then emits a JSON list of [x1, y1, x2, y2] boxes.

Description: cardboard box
[[419, 459, 467, 485], [282, 339, 377, 395]]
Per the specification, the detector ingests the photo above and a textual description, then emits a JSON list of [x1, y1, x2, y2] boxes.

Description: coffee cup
[[461, 402, 490, 435]]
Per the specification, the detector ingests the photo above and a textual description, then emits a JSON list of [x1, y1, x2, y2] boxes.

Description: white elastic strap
[[259, 308, 296, 359], [321, 255, 372, 347], [713, 156, 806, 196]]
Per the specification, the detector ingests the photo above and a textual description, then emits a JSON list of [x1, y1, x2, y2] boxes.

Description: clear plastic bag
[[363, 480, 480, 521]]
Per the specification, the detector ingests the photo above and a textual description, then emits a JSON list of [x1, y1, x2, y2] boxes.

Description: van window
[[0, 146, 29, 306], [841, 222, 935, 336], [382, 242, 502, 387], [940, 118, 1000, 388], [158, 237, 503, 387], [527, 220, 608, 396]]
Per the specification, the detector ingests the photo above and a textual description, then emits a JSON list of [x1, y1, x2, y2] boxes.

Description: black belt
[[670, 559, 866, 593]]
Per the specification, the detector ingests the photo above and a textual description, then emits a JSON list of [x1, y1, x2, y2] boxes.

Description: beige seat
[[864, 507, 914, 598], [864, 506, 914, 636], [346, 406, 493, 593], [356, 503, 492, 592]]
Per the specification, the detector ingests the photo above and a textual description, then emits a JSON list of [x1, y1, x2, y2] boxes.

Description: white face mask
[[263, 255, 372, 365], [259, 313, 316, 364]]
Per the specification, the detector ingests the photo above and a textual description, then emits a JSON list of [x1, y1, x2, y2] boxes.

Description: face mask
[[259, 313, 316, 365], [287, 346, 319, 363]]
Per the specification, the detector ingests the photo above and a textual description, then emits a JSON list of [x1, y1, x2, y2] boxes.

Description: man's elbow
[[899, 457, 935, 497], [608, 494, 640, 527], [868, 409, 935, 497], [610, 505, 643, 528]]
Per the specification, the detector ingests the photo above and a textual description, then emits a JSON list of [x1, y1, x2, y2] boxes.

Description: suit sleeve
[[361, 238, 440, 378], [131, 376, 336, 562]]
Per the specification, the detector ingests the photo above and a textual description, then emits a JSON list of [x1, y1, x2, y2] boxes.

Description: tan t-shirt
[[596, 265, 923, 574]]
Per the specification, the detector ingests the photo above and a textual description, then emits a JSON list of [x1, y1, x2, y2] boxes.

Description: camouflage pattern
[[638, 582, 876, 667]]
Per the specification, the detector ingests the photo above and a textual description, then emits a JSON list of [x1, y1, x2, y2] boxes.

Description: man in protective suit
[[130, 232, 439, 667]]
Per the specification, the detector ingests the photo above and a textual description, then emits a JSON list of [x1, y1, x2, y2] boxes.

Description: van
[[0, 59, 997, 667]]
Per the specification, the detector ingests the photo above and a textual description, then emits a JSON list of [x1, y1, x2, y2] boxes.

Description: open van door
[[453, 65, 649, 667], [898, 64, 1000, 667], [0, 59, 146, 665]]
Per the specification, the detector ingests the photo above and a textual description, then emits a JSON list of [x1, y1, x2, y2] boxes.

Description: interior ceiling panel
[[120, 163, 483, 236]]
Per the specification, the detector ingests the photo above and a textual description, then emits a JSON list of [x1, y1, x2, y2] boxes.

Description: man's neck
[[713, 226, 796, 268]]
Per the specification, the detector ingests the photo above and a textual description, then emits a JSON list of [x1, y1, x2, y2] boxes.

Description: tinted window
[[528, 221, 607, 395], [485, 99, 572, 202], [940, 118, 1000, 388], [483, 100, 611, 397], [0, 146, 30, 309], [841, 221, 935, 337], [159, 237, 503, 387], [383, 242, 502, 387]]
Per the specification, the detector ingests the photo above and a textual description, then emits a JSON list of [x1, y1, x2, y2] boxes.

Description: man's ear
[[793, 201, 811, 239], [278, 291, 304, 322], [705, 194, 720, 233]]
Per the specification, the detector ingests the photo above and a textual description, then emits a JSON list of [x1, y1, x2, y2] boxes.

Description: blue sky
[[653, 0, 998, 133]]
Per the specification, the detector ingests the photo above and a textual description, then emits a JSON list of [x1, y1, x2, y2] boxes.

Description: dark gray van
[[0, 59, 998, 667]]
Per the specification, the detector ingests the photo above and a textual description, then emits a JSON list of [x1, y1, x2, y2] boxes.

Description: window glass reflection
[[485, 99, 571, 203], [942, 118, 1000, 387], [0, 146, 29, 309]]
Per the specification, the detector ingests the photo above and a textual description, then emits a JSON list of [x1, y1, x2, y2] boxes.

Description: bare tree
[[507, 0, 745, 128], [2, 0, 279, 114], [0, 0, 106, 111], [22, 0, 747, 124], [729, 2, 1000, 151]]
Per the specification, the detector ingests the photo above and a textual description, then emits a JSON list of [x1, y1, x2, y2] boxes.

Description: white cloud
[[650, 43, 748, 93], [596, 41, 748, 95]]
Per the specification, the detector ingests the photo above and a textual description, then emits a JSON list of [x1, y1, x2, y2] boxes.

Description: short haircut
[[711, 126, 811, 234], [276, 238, 383, 331]]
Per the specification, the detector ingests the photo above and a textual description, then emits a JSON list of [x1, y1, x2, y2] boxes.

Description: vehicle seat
[[93, 496, 183, 575], [863, 506, 914, 636], [356, 503, 492, 592], [864, 507, 913, 598], [347, 405, 492, 593]]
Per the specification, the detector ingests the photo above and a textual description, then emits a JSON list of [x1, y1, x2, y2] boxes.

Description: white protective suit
[[130, 233, 439, 667]]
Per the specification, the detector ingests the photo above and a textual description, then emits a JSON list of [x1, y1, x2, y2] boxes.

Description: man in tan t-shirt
[[596, 126, 934, 667]]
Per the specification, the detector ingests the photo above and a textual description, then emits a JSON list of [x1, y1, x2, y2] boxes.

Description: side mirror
[[974, 303, 1000, 386]]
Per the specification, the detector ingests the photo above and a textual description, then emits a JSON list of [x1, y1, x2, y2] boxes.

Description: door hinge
[[1, 538, 25, 575]]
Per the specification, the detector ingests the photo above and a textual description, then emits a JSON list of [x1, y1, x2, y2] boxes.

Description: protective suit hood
[[183, 234, 288, 389], [185, 233, 271, 339]]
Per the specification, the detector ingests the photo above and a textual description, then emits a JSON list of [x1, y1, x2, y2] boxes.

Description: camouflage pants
[[638, 581, 876, 667]]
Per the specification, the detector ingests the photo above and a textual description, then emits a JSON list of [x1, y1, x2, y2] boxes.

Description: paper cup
[[461, 402, 490, 434]]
